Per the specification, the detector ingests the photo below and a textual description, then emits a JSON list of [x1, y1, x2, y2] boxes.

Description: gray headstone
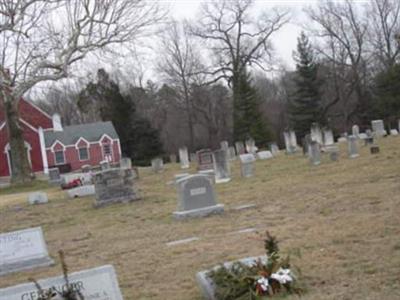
[[0, 227, 54, 276], [173, 174, 223, 219], [257, 151, 273, 160], [212, 149, 231, 183], [190, 153, 197, 163], [0, 265, 123, 300], [120, 157, 132, 169], [390, 129, 398, 136], [220, 141, 229, 152], [179, 147, 190, 169], [245, 138, 257, 154], [239, 154, 256, 178], [197, 149, 214, 171], [269, 143, 280, 156], [283, 130, 297, 154], [309, 141, 321, 166], [169, 154, 177, 163], [67, 185, 95, 198], [310, 123, 323, 144], [228, 146, 237, 161], [48, 168, 61, 185], [94, 168, 140, 207], [235, 141, 245, 155], [348, 136, 359, 158], [151, 158, 164, 173], [81, 164, 91, 173], [28, 192, 48, 205], [323, 129, 334, 146], [302, 134, 312, 157], [100, 160, 110, 171], [371, 120, 386, 137], [352, 125, 360, 137]]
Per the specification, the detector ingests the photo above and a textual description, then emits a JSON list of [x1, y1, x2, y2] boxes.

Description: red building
[[0, 99, 121, 178]]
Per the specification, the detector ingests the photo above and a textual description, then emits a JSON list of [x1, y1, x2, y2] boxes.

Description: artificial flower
[[270, 268, 293, 284]]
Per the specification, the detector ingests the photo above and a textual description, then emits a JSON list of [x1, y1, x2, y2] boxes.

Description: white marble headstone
[[0, 227, 54, 276], [0, 265, 123, 300], [257, 151, 273, 160]]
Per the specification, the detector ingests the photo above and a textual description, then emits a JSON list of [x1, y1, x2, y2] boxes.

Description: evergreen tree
[[289, 32, 324, 139], [233, 70, 273, 147], [78, 69, 163, 165]]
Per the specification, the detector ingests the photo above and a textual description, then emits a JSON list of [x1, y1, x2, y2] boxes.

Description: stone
[[151, 157, 164, 173], [283, 130, 297, 154], [169, 154, 177, 163], [190, 153, 197, 163], [81, 164, 91, 173], [212, 149, 231, 183], [228, 146, 237, 161], [239, 153, 256, 178], [0, 227, 54, 276], [94, 168, 140, 207], [337, 137, 347, 143], [100, 160, 110, 170], [220, 140, 229, 152], [390, 129, 398, 136], [269, 143, 280, 156], [174, 173, 191, 182], [302, 134, 312, 157], [197, 149, 214, 171], [359, 133, 368, 140], [28, 192, 48, 205], [323, 129, 334, 146], [257, 151, 273, 160], [371, 120, 387, 137], [120, 157, 132, 169], [173, 174, 224, 219], [309, 141, 321, 165], [0, 265, 123, 300], [166, 237, 200, 246], [245, 138, 257, 154], [326, 146, 339, 162], [179, 147, 190, 169], [48, 167, 61, 185], [352, 125, 360, 137], [233, 204, 256, 211], [348, 136, 359, 158], [310, 123, 323, 144], [67, 185, 95, 198], [196, 256, 266, 300], [370, 145, 380, 154], [235, 141, 246, 155]]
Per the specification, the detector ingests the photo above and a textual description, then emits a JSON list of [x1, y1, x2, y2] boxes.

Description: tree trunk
[[3, 95, 32, 183]]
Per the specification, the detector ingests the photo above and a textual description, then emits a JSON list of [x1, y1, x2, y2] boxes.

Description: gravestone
[[212, 149, 231, 183], [371, 120, 386, 137], [352, 125, 360, 137], [309, 141, 321, 166], [120, 157, 132, 169], [257, 151, 273, 160], [100, 160, 110, 170], [323, 129, 334, 146], [364, 129, 374, 146], [48, 167, 61, 185], [0, 227, 54, 276], [310, 123, 323, 144], [283, 130, 297, 154], [0, 265, 123, 300], [337, 137, 347, 143], [302, 134, 312, 157], [151, 157, 164, 173], [370, 145, 380, 154], [190, 153, 197, 163], [173, 174, 224, 219], [28, 192, 48, 205], [239, 153, 256, 178], [348, 136, 359, 158], [94, 168, 140, 207], [179, 147, 190, 169], [81, 164, 91, 173], [220, 140, 229, 152], [269, 143, 279, 156], [390, 129, 398, 136], [197, 149, 214, 171], [169, 154, 177, 163], [358, 133, 368, 140], [67, 185, 95, 199], [245, 138, 257, 154], [228, 146, 237, 161], [235, 141, 246, 155]]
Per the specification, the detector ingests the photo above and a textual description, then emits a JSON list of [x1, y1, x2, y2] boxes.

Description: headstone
[[352, 125, 360, 137], [359, 133, 368, 140], [283, 130, 297, 154], [169, 154, 177, 163], [67, 185, 95, 198], [120, 157, 132, 169], [81, 164, 91, 173], [239, 153, 256, 178], [94, 168, 140, 207], [190, 153, 197, 163], [390, 129, 398, 136], [348, 136, 359, 158], [100, 160, 110, 171], [329, 149, 339, 162], [48, 167, 61, 185], [245, 138, 257, 154], [310, 123, 323, 144], [0, 227, 54, 276], [179, 147, 190, 169], [309, 141, 321, 166], [269, 143, 279, 156], [302, 134, 312, 157], [212, 149, 231, 183], [323, 129, 334, 146], [0, 265, 123, 300], [173, 174, 224, 219], [228, 146, 237, 161], [370, 145, 380, 154], [257, 151, 273, 160], [197, 149, 214, 171], [337, 137, 347, 143], [235, 141, 246, 155], [220, 140, 229, 152], [28, 192, 48, 205], [371, 120, 386, 137], [364, 129, 374, 146], [174, 173, 190, 182], [151, 157, 164, 173]]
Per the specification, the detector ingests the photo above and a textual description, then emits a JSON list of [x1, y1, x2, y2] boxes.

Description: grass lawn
[[1, 137, 400, 299]]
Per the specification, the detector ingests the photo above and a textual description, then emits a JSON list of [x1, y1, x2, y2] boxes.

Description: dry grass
[[1, 137, 400, 300]]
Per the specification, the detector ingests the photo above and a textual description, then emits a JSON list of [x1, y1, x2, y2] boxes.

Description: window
[[103, 144, 112, 155], [78, 148, 89, 161], [54, 150, 65, 165]]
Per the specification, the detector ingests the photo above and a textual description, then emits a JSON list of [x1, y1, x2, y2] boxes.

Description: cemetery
[[1, 136, 400, 299]]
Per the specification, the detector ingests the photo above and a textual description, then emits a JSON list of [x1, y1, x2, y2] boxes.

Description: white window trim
[[101, 142, 113, 162], [50, 140, 66, 152], [54, 149, 66, 165], [4, 142, 32, 175], [78, 147, 90, 161]]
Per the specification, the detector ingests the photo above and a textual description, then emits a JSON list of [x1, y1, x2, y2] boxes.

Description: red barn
[[0, 99, 121, 179]]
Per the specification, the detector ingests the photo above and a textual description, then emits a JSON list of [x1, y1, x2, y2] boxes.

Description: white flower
[[271, 268, 293, 284], [257, 277, 269, 291]]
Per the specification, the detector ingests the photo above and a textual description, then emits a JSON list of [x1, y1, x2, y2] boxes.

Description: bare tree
[[0, 0, 165, 182]]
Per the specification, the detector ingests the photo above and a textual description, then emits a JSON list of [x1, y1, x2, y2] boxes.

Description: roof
[[44, 121, 118, 148]]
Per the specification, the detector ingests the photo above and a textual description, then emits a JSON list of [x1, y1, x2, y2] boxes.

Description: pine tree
[[289, 32, 324, 139], [233, 70, 273, 147]]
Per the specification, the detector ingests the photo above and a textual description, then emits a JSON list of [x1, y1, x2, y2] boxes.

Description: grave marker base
[[173, 204, 224, 220]]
